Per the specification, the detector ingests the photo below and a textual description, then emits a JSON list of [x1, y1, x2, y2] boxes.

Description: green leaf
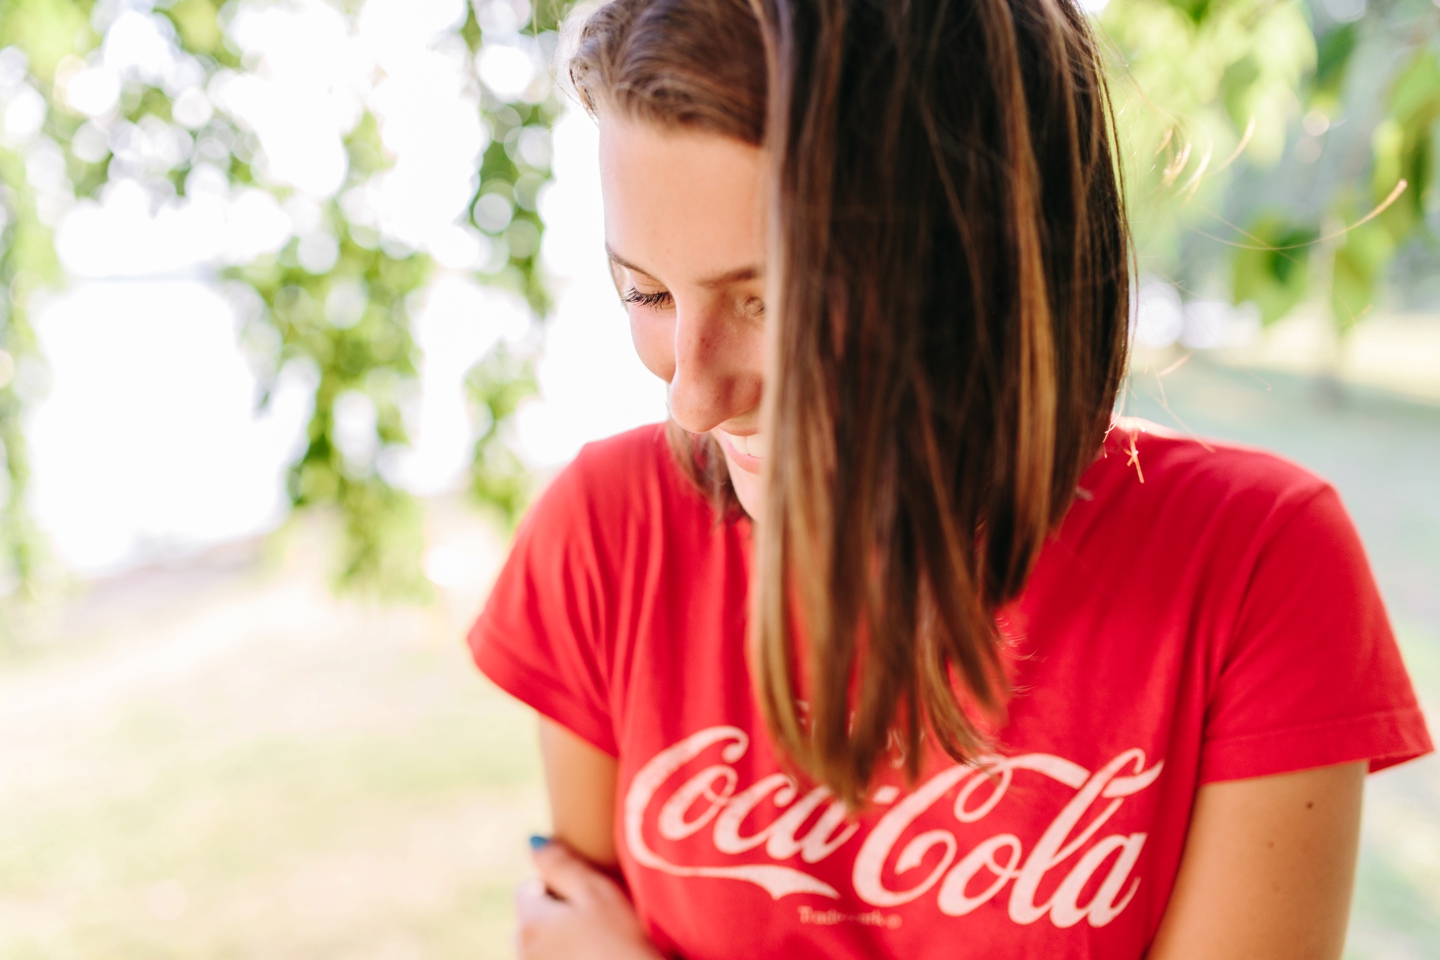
[[1388, 50, 1440, 126], [0, 0, 95, 81], [1330, 222, 1394, 328], [1167, 0, 1216, 27], [1221, 55, 1261, 129], [1231, 216, 1319, 326], [161, 0, 224, 55], [1313, 22, 1358, 98], [466, 345, 538, 528], [1375, 51, 1440, 236]]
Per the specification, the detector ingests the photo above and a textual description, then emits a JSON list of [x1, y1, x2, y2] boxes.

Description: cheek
[[629, 313, 675, 382]]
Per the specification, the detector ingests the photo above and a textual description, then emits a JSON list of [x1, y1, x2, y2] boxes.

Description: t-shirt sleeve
[[1199, 484, 1434, 783], [468, 454, 620, 757]]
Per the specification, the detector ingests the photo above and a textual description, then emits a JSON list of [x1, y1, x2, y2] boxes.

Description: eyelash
[[620, 288, 766, 318], [622, 288, 673, 308]]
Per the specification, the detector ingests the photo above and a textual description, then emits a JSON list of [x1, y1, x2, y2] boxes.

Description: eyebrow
[[606, 243, 762, 289]]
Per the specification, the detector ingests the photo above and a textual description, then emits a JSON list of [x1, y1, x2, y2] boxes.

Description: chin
[[726, 462, 763, 520]]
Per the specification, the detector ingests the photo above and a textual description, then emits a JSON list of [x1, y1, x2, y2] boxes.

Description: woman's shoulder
[[1081, 416, 1335, 528], [566, 421, 674, 488], [1051, 416, 1355, 586], [521, 421, 711, 539]]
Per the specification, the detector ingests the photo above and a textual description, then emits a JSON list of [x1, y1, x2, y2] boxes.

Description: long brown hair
[[570, 0, 1130, 805]]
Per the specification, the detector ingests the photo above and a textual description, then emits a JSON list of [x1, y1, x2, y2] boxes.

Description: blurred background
[[0, 0, 1435, 956]]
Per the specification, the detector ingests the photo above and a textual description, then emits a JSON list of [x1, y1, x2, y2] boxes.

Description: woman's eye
[[622, 288, 673, 309], [740, 296, 765, 319]]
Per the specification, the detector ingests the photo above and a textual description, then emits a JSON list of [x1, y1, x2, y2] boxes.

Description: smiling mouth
[[716, 430, 764, 472]]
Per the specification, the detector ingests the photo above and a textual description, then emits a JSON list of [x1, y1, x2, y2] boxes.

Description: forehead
[[597, 111, 767, 281]]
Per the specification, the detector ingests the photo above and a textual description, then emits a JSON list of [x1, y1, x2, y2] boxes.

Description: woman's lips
[[716, 430, 763, 474]]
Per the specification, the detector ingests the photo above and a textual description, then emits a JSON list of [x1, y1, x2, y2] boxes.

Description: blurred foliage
[[1102, 0, 1440, 330], [0, 0, 1436, 597], [1231, 216, 1321, 324], [1101, 0, 1318, 261], [466, 341, 537, 524], [0, 148, 48, 596], [0, 0, 559, 598]]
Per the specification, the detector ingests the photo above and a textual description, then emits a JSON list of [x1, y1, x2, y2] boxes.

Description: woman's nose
[[667, 299, 763, 434]]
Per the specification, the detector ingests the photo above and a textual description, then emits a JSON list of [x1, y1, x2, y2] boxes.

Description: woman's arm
[[1148, 761, 1365, 960], [540, 718, 621, 867], [516, 719, 653, 960]]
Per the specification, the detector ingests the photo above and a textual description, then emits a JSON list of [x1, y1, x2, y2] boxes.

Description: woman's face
[[598, 111, 769, 517]]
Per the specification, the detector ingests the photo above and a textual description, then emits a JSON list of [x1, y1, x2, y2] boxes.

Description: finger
[[532, 839, 609, 908], [515, 878, 567, 924]]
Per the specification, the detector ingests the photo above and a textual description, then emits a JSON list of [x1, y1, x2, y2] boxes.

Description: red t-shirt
[[469, 419, 1432, 960]]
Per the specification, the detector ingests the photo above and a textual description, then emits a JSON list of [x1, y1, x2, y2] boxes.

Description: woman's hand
[[515, 839, 663, 960]]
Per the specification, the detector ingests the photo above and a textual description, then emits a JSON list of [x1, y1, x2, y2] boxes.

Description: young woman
[[469, 0, 1433, 957]]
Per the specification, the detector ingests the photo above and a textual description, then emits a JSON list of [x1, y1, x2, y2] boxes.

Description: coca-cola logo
[[624, 726, 1164, 929]]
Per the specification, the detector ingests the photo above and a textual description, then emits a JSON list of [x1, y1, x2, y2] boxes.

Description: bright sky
[[25, 0, 666, 576]]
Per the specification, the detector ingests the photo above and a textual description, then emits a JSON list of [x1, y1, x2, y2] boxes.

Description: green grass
[[0, 515, 546, 959]]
